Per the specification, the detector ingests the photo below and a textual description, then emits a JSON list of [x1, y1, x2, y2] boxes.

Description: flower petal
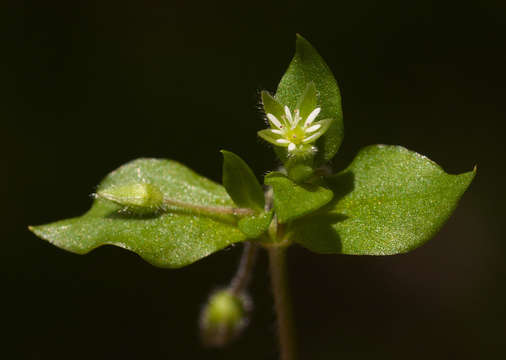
[[284, 106, 293, 125], [267, 114, 283, 129], [292, 109, 302, 128], [304, 107, 321, 127], [305, 124, 321, 133], [302, 118, 333, 144]]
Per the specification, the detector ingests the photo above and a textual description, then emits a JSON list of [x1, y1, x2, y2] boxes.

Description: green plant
[[29, 35, 474, 360]]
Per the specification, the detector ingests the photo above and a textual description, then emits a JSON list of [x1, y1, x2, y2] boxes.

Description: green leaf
[[238, 210, 274, 238], [29, 158, 247, 268], [221, 150, 272, 238], [265, 172, 334, 224], [221, 150, 264, 212], [275, 34, 344, 164], [291, 145, 475, 255]]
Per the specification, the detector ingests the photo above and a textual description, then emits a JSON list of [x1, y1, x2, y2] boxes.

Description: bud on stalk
[[199, 289, 251, 347]]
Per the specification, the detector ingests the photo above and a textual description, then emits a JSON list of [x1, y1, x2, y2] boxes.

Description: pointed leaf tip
[[292, 145, 475, 255]]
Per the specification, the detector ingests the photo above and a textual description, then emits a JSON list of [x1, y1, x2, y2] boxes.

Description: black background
[[2, 1, 505, 359]]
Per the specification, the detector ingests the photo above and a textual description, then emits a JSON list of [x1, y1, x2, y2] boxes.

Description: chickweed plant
[[30, 35, 475, 360]]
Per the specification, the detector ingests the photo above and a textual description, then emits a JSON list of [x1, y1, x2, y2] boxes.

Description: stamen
[[304, 107, 321, 127], [305, 124, 321, 133], [267, 114, 283, 129]]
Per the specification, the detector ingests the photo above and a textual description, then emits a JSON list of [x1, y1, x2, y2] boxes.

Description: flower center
[[285, 127, 306, 145]]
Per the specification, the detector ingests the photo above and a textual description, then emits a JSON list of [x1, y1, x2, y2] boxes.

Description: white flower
[[258, 82, 332, 155], [270, 105, 324, 149], [259, 99, 332, 154]]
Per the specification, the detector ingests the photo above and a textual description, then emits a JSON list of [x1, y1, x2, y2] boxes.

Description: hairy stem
[[268, 246, 296, 360], [230, 241, 258, 295], [163, 198, 255, 217]]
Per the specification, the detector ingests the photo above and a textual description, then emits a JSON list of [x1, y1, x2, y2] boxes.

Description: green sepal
[[291, 145, 476, 255], [29, 158, 248, 268], [261, 91, 286, 127], [221, 150, 264, 212], [265, 172, 334, 224], [275, 34, 344, 165], [238, 210, 274, 238], [257, 129, 283, 146], [296, 82, 318, 120]]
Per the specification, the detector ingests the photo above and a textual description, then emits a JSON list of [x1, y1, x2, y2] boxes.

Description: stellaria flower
[[258, 82, 333, 155]]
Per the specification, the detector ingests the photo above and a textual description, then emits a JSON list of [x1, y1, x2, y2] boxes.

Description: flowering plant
[[29, 35, 474, 360]]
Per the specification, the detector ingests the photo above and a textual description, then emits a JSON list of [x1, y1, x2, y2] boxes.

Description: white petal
[[284, 106, 293, 125], [288, 143, 296, 151], [292, 109, 301, 128], [305, 124, 321, 133], [302, 133, 320, 143], [267, 114, 282, 129], [276, 139, 290, 144], [304, 107, 321, 127], [271, 129, 283, 135]]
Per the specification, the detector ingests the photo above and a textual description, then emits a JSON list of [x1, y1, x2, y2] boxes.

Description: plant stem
[[268, 246, 296, 360], [230, 241, 258, 295]]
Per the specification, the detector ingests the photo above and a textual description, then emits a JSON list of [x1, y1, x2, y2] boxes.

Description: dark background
[[2, 1, 505, 359]]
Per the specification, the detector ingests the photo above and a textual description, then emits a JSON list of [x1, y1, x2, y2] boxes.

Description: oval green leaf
[[291, 145, 476, 255], [29, 158, 247, 268]]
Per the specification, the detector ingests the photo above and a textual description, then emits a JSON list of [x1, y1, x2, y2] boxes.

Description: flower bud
[[199, 290, 250, 347], [96, 183, 164, 214]]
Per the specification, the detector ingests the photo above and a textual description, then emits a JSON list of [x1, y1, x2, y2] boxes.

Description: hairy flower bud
[[96, 183, 164, 214], [199, 290, 250, 347]]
